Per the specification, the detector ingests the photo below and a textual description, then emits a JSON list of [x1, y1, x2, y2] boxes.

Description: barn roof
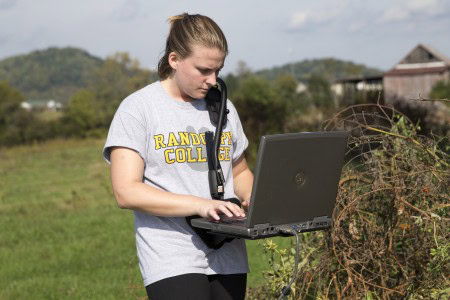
[[385, 44, 450, 76], [401, 44, 450, 65]]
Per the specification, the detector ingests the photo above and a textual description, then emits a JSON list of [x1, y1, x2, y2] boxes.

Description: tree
[[224, 73, 239, 98], [0, 80, 23, 128], [233, 76, 288, 162], [90, 52, 155, 127], [306, 73, 333, 109], [273, 74, 305, 113], [430, 80, 450, 101], [0, 81, 42, 146], [62, 90, 100, 137], [236, 60, 252, 78], [0, 81, 24, 145]]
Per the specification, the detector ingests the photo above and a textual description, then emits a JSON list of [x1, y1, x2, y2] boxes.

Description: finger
[[240, 208, 246, 217], [235, 205, 245, 216], [226, 203, 245, 217], [218, 205, 234, 217], [236, 204, 246, 216], [209, 210, 221, 221]]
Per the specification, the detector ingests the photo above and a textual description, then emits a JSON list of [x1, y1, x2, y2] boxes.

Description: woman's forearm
[[112, 180, 207, 217], [110, 147, 206, 216], [233, 168, 253, 202]]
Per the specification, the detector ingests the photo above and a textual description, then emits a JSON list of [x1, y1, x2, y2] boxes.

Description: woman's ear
[[168, 52, 178, 70]]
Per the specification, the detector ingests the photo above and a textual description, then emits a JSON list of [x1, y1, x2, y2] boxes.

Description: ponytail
[[158, 13, 228, 80]]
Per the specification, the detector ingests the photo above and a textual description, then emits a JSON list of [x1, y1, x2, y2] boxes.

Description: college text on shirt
[[153, 131, 232, 164]]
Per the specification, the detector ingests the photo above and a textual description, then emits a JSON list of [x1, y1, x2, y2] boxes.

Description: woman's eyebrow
[[198, 64, 224, 71]]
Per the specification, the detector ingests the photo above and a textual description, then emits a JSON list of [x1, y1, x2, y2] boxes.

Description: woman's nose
[[205, 73, 217, 87]]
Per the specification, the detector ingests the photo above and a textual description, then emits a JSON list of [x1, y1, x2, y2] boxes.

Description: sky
[[1, 0, 450, 75]]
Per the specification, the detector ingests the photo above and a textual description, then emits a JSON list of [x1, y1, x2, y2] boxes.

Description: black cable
[[277, 226, 301, 300], [212, 78, 227, 186], [205, 78, 227, 200]]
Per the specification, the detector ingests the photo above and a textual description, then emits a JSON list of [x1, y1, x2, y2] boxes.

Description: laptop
[[190, 131, 349, 239]]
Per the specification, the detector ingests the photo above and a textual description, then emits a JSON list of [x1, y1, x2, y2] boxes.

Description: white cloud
[[408, 0, 441, 15], [379, 0, 448, 23], [0, 0, 17, 10], [290, 11, 309, 28], [379, 7, 410, 23], [290, 8, 341, 29]]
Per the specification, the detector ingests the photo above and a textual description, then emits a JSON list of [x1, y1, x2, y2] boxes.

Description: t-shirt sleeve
[[228, 100, 249, 162], [103, 104, 147, 164]]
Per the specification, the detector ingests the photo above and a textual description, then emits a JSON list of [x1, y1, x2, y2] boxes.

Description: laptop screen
[[247, 131, 348, 227]]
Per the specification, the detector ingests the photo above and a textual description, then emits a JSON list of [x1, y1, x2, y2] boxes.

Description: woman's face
[[170, 44, 225, 100]]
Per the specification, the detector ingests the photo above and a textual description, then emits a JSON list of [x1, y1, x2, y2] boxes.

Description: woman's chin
[[195, 90, 208, 99]]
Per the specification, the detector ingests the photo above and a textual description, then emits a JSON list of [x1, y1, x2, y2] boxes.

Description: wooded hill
[[0, 47, 104, 103], [0, 47, 382, 103], [256, 58, 382, 82]]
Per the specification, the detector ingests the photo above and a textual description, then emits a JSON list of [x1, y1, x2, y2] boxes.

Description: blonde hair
[[158, 13, 228, 79]]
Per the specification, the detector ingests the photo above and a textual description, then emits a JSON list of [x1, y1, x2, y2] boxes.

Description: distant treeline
[[256, 57, 382, 82], [1, 47, 448, 149], [0, 56, 338, 149]]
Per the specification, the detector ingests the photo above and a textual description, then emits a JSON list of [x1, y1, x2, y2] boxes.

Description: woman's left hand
[[241, 198, 250, 211]]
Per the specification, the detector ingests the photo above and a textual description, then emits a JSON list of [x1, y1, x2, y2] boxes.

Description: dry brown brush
[[250, 104, 449, 299]]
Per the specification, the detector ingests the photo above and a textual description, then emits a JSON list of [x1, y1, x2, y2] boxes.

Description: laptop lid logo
[[295, 171, 307, 190]]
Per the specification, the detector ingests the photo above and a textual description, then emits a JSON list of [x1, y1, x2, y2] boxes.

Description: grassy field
[[0, 138, 292, 299]]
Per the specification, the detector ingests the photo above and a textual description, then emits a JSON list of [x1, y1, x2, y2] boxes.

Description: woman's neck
[[160, 78, 193, 102]]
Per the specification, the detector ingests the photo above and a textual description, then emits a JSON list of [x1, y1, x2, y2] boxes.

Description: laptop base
[[190, 216, 332, 240]]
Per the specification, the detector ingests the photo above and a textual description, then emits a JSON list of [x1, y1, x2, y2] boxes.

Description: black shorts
[[145, 273, 247, 300]]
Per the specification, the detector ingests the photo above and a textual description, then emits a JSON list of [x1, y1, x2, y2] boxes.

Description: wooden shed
[[383, 44, 450, 103]]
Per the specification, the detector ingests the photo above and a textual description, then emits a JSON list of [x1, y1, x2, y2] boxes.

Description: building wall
[[383, 71, 449, 103]]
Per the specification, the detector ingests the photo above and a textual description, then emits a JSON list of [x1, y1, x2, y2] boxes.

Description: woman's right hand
[[195, 199, 245, 221]]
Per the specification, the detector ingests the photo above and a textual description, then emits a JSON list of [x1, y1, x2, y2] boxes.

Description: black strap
[[205, 131, 225, 199], [204, 86, 228, 127], [185, 78, 236, 250]]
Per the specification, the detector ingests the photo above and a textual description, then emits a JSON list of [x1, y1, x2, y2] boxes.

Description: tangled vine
[[250, 104, 449, 299]]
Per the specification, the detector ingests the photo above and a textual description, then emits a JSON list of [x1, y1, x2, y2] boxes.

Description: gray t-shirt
[[103, 81, 249, 286]]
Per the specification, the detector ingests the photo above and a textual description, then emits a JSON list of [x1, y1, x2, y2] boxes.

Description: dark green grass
[[0, 139, 291, 299]]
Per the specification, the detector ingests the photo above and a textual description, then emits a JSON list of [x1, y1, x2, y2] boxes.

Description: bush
[[61, 90, 101, 137], [430, 80, 450, 101], [0, 81, 51, 146], [233, 76, 288, 162], [251, 104, 449, 299]]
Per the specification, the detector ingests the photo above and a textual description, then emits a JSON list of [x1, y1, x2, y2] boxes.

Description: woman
[[103, 13, 254, 300]]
